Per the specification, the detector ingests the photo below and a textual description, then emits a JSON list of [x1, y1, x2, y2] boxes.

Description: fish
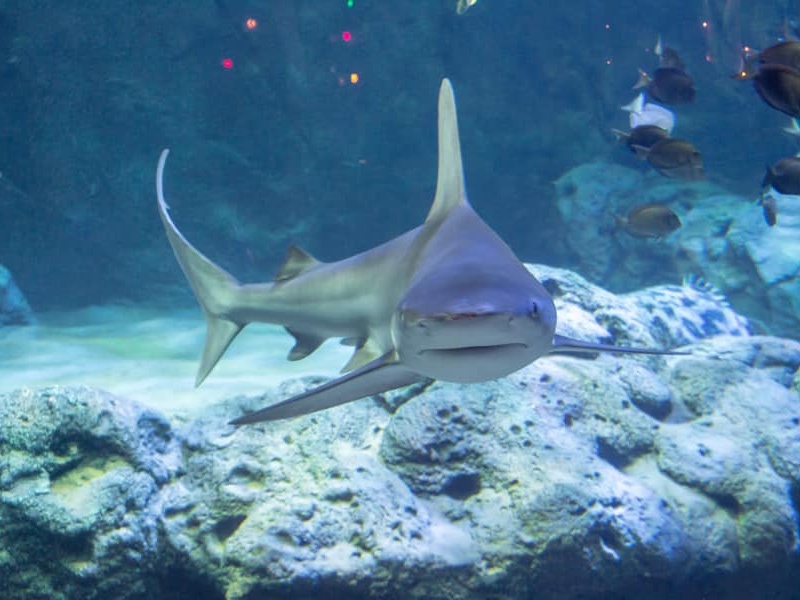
[[734, 40, 800, 80], [634, 67, 696, 105], [612, 124, 670, 153], [752, 63, 800, 118], [620, 93, 676, 134], [156, 79, 686, 424], [762, 156, 800, 194], [633, 138, 704, 180], [614, 203, 682, 239], [655, 35, 686, 70], [758, 193, 778, 226]]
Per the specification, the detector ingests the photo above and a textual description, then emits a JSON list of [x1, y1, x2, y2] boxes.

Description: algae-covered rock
[[0, 386, 184, 599], [0, 270, 798, 599]]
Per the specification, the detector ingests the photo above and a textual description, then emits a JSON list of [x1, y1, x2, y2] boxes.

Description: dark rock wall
[[0, 1, 793, 309]]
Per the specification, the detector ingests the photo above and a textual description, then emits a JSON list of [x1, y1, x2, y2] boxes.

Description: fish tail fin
[[630, 144, 650, 160], [620, 93, 645, 114], [156, 149, 246, 386], [633, 69, 650, 90], [611, 128, 629, 143], [783, 118, 800, 136], [612, 213, 627, 229], [761, 163, 774, 189]]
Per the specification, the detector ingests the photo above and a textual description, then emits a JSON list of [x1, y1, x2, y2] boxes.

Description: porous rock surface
[[0, 266, 798, 600]]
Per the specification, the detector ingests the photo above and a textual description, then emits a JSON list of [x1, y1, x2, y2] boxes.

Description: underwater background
[[1, 0, 798, 312], [2, 1, 800, 599]]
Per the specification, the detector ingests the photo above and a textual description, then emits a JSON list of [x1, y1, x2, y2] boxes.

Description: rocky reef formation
[[0, 264, 34, 325], [1, 266, 798, 599], [554, 162, 800, 338]]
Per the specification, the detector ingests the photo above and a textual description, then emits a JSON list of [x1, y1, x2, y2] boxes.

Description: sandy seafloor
[[0, 305, 352, 418]]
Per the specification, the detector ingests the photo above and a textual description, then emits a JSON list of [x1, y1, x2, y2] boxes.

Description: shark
[[156, 78, 683, 425]]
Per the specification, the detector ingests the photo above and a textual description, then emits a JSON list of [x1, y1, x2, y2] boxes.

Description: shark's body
[[157, 79, 682, 425]]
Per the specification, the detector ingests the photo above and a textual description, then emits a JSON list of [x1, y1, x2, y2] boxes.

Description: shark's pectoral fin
[[230, 352, 423, 425], [549, 334, 689, 357], [340, 337, 383, 373]]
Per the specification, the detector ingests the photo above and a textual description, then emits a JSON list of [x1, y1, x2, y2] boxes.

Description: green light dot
[[346, 0, 354, 7]]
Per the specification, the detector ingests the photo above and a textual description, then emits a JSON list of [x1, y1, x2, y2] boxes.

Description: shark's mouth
[[419, 342, 528, 358]]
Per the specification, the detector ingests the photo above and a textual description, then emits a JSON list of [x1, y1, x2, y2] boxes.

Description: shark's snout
[[393, 295, 556, 383], [401, 308, 539, 349]]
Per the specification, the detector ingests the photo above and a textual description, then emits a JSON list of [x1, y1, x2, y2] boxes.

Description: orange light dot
[[350, 72, 359, 84], [245, 18, 258, 30]]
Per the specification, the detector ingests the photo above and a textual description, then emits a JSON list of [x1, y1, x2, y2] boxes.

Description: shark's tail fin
[[156, 149, 245, 386]]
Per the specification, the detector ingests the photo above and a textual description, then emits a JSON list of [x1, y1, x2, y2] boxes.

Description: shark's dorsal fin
[[425, 78, 468, 224], [285, 327, 326, 361], [275, 245, 319, 282]]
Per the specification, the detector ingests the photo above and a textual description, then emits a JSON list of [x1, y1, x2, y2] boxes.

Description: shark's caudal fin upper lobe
[[156, 149, 245, 386]]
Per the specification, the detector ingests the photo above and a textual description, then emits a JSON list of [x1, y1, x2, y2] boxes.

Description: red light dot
[[245, 18, 258, 30], [342, 31, 352, 42], [221, 57, 234, 70]]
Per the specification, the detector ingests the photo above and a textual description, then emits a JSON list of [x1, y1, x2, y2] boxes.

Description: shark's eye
[[529, 302, 538, 317]]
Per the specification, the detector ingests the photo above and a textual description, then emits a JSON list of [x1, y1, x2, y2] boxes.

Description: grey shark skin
[[157, 79, 683, 425]]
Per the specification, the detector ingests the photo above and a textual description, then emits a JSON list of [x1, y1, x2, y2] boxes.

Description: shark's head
[[392, 267, 557, 383]]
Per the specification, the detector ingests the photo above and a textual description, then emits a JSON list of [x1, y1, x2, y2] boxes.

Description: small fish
[[456, 0, 477, 14], [612, 124, 670, 153], [614, 203, 682, 239], [762, 156, 800, 194], [758, 193, 778, 226], [733, 40, 800, 80], [655, 35, 686, 70], [635, 67, 696, 105], [633, 138, 704, 180], [752, 63, 800, 118], [620, 93, 676, 133]]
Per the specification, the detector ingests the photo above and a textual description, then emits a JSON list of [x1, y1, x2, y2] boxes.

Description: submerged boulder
[[0, 267, 798, 599], [553, 161, 800, 338]]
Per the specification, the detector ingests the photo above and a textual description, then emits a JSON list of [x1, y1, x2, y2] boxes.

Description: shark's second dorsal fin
[[425, 78, 468, 224], [275, 245, 319, 282]]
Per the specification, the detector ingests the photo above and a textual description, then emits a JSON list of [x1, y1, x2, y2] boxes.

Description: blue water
[[0, 1, 795, 311]]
